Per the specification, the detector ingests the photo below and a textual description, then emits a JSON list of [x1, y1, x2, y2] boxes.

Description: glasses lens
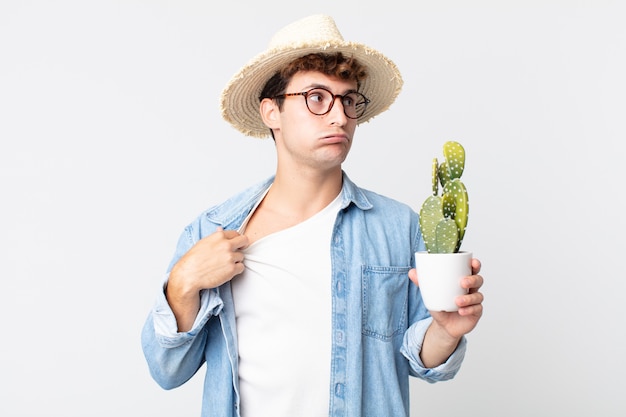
[[343, 92, 368, 119], [304, 88, 369, 119], [305, 88, 333, 115]]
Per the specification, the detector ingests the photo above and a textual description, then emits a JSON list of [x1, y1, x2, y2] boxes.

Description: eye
[[342, 94, 356, 108], [307, 90, 327, 104]]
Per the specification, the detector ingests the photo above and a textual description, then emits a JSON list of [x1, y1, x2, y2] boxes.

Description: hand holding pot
[[409, 258, 484, 339]]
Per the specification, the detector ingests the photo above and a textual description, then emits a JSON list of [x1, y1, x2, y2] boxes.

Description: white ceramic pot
[[414, 251, 472, 312]]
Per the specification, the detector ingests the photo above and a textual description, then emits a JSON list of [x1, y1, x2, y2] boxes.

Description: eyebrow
[[302, 84, 359, 95]]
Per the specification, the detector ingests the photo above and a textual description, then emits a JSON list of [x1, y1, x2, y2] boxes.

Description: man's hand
[[166, 227, 249, 332], [408, 258, 484, 367]]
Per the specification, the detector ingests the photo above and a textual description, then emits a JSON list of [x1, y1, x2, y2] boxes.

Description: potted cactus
[[415, 141, 473, 312]]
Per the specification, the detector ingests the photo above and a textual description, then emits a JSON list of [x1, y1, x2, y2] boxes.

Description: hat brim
[[220, 41, 403, 138]]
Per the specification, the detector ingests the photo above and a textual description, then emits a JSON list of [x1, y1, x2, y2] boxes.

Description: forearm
[[165, 269, 201, 332], [419, 320, 462, 368]]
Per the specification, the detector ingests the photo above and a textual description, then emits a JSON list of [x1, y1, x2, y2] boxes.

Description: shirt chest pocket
[[361, 265, 410, 341]]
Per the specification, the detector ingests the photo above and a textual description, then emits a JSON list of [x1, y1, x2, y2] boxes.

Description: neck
[[266, 166, 343, 219]]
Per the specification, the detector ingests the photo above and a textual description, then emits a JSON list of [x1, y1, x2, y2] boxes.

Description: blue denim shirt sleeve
[[400, 316, 467, 383], [150, 220, 228, 346], [151, 276, 224, 345]]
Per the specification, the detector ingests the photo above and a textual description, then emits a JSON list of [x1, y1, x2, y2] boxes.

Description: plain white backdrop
[[1, 1, 624, 416]]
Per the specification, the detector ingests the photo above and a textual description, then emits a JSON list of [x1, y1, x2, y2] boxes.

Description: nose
[[327, 96, 349, 125]]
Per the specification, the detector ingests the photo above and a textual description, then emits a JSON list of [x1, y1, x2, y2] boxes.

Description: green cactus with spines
[[419, 141, 469, 253]]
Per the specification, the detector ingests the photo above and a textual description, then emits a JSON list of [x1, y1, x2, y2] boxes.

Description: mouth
[[320, 133, 350, 144]]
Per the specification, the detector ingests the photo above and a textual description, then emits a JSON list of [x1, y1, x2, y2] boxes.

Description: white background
[[1, 1, 624, 416]]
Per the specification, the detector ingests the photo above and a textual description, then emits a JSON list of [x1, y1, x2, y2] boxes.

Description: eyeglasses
[[273, 87, 370, 120]]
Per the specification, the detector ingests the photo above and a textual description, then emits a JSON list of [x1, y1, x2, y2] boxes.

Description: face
[[261, 71, 359, 173]]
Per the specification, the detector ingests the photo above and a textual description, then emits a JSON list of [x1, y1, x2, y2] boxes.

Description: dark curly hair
[[259, 52, 368, 108]]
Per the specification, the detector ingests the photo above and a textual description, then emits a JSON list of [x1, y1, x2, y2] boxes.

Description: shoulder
[[360, 187, 418, 223], [185, 176, 275, 236], [342, 175, 418, 229], [341, 180, 423, 254], [342, 172, 415, 215]]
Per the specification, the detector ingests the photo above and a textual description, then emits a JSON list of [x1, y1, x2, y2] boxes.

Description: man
[[142, 14, 484, 417]]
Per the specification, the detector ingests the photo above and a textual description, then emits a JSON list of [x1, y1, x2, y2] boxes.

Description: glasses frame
[[273, 87, 370, 120]]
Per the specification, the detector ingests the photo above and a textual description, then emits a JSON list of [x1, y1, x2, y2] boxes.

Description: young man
[[142, 14, 484, 417]]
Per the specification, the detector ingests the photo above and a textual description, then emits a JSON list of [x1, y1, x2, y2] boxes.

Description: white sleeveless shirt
[[232, 192, 341, 417]]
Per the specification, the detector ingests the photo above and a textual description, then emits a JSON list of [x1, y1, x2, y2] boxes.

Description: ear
[[259, 98, 281, 130]]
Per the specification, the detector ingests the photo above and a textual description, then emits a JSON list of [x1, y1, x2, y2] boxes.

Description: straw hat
[[220, 14, 404, 138]]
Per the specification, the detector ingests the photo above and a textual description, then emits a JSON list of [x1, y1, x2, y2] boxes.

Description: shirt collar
[[205, 171, 373, 229]]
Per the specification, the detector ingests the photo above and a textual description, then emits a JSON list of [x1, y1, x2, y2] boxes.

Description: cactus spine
[[419, 141, 469, 253]]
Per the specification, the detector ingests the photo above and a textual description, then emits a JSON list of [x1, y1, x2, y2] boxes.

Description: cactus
[[419, 141, 469, 253]]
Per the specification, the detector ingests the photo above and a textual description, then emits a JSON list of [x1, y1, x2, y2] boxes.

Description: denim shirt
[[141, 172, 466, 417]]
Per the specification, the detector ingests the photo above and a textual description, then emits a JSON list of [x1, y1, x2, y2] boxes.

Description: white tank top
[[232, 193, 341, 417]]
